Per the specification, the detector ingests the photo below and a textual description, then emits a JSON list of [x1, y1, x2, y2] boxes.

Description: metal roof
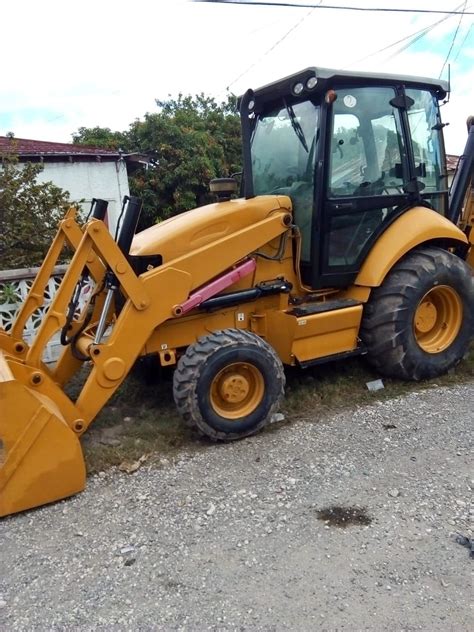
[[0, 136, 121, 160]]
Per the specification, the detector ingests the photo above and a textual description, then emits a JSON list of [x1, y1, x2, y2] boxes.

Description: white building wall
[[35, 159, 130, 235]]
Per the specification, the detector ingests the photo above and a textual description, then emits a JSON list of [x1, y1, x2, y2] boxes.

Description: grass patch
[[282, 345, 473, 421], [80, 346, 473, 473], [78, 364, 199, 473]]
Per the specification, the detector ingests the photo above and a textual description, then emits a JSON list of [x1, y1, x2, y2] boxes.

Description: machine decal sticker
[[343, 95, 357, 108]]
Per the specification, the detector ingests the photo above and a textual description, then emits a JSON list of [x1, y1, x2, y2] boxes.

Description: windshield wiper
[[284, 99, 309, 153]]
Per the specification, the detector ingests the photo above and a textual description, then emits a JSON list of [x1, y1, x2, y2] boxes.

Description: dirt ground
[[1, 382, 473, 631]]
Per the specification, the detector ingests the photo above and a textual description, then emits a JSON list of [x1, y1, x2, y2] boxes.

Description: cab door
[[315, 85, 411, 288]]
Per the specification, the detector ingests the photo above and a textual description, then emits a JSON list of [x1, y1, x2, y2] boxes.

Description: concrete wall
[[35, 159, 130, 235], [0, 265, 82, 364]]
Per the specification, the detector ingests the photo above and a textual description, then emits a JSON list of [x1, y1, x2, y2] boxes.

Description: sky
[[0, 0, 473, 154]]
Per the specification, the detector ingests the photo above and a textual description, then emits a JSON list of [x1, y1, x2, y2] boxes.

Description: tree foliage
[[72, 126, 128, 151], [0, 154, 71, 269], [73, 94, 242, 228]]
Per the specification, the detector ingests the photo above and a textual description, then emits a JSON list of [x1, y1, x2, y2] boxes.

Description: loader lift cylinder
[[60, 199, 110, 347], [94, 196, 143, 345], [94, 276, 117, 344]]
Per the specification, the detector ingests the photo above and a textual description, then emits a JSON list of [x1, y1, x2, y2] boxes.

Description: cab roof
[[247, 66, 449, 102]]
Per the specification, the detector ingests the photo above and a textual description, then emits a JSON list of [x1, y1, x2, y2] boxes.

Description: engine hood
[[129, 196, 291, 263]]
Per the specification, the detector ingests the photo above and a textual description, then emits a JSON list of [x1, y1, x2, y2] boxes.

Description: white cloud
[[1, 0, 472, 152]]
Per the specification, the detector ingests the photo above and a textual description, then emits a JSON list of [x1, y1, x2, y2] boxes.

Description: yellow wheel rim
[[210, 362, 265, 419], [413, 285, 463, 354]]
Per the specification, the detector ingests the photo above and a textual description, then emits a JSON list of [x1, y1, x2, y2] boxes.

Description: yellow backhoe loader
[[1, 68, 473, 517]]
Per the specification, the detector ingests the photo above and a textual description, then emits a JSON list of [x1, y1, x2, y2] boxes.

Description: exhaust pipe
[[90, 198, 109, 221], [116, 195, 143, 256]]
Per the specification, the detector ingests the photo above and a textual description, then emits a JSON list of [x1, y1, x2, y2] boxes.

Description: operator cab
[[240, 67, 449, 288]]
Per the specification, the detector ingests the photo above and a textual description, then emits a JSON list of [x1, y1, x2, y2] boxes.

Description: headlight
[[293, 82, 304, 95]]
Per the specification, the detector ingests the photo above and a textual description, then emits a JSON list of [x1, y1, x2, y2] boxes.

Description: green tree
[[73, 94, 242, 228], [0, 154, 71, 269], [72, 126, 129, 151]]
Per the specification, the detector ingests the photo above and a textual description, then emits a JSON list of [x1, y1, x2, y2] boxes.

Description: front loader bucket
[[0, 353, 85, 517]]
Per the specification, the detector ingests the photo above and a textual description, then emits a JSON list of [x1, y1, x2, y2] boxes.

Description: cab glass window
[[405, 88, 447, 198], [329, 87, 406, 197]]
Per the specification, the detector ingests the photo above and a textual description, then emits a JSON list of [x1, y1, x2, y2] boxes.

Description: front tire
[[173, 329, 285, 441], [361, 246, 473, 380]]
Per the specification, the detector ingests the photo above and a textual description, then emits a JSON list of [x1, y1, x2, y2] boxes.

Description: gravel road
[[1, 382, 473, 631]]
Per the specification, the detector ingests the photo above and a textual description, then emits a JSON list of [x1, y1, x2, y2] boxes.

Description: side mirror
[[415, 162, 427, 177], [393, 163, 404, 179]]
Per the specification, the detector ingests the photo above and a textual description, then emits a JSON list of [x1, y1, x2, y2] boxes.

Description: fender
[[355, 207, 468, 287]]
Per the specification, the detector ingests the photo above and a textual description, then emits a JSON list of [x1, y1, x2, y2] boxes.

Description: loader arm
[[2, 201, 291, 431], [448, 119, 474, 227], [24, 219, 148, 369], [449, 116, 474, 267]]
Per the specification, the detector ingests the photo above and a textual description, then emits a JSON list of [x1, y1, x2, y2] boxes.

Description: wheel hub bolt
[[221, 375, 249, 403]]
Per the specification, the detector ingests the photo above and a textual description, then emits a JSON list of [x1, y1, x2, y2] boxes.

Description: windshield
[[251, 100, 320, 195], [250, 100, 320, 262]]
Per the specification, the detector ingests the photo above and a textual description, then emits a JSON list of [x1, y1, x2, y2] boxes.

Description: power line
[[383, 6, 469, 62], [223, 3, 319, 92], [439, 1, 467, 77], [351, 6, 462, 66], [214, 0, 472, 95], [453, 23, 473, 62], [194, 1, 474, 16]]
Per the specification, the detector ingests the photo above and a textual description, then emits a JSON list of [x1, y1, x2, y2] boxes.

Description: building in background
[[446, 154, 460, 188], [0, 135, 148, 362], [0, 135, 144, 235]]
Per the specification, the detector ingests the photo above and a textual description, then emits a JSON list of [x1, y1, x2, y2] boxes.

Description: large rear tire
[[173, 329, 285, 441], [361, 246, 473, 380]]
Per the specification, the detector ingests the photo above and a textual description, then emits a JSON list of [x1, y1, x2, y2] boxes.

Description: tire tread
[[361, 246, 473, 380], [173, 328, 285, 441]]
